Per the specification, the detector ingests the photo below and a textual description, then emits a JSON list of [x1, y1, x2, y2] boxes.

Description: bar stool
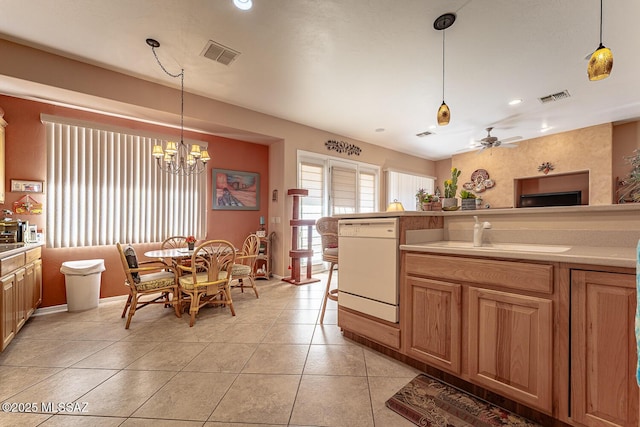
[[316, 217, 339, 324]]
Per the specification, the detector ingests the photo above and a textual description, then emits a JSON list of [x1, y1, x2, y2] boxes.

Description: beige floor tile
[[125, 341, 207, 371], [363, 348, 421, 378], [39, 414, 127, 426], [242, 343, 309, 374], [205, 423, 284, 427], [319, 307, 337, 324], [304, 344, 366, 376], [0, 366, 62, 401], [284, 298, 323, 310], [77, 369, 176, 417], [221, 322, 271, 343], [183, 342, 258, 373], [121, 418, 204, 426], [225, 307, 281, 324], [275, 309, 319, 324], [0, 412, 52, 426], [367, 376, 418, 427], [0, 339, 112, 368], [311, 323, 354, 345], [261, 323, 316, 344], [8, 368, 118, 409], [72, 341, 162, 369], [133, 371, 236, 421], [209, 373, 300, 424], [290, 375, 374, 427]]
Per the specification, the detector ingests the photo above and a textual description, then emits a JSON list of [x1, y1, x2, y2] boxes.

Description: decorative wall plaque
[[325, 140, 361, 156]]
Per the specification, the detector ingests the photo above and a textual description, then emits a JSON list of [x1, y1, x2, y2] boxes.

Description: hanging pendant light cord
[[598, 0, 603, 46], [151, 46, 185, 145], [442, 30, 446, 101]]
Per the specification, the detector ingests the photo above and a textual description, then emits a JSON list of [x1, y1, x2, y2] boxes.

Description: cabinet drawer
[[338, 307, 400, 350], [0, 253, 25, 276], [25, 247, 41, 264], [405, 253, 553, 294]]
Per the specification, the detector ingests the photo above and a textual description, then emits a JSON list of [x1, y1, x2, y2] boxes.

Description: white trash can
[[60, 259, 106, 312]]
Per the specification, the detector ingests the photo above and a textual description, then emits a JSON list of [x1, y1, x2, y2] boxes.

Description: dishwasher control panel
[[338, 218, 398, 239]]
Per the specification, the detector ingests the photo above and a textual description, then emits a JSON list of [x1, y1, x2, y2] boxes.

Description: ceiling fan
[[474, 127, 522, 152]]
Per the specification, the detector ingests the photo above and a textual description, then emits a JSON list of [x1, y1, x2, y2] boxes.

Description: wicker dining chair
[[177, 239, 237, 327], [316, 217, 339, 324], [230, 233, 260, 298], [116, 242, 181, 329]]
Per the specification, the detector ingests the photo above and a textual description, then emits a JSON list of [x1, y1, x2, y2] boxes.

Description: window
[[386, 169, 435, 211], [297, 151, 379, 265], [43, 115, 207, 248]]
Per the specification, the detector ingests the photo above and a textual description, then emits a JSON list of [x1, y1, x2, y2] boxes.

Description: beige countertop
[[400, 240, 637, 269], [0, 242, 44, 258]]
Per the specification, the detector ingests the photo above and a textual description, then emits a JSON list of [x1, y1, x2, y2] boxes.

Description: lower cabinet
[[468, 286, 553, 412], [570, 269, 638, 427], [1, 274, 15, 349], [0, 247, 43, 352], [404, 276, 462, 374]]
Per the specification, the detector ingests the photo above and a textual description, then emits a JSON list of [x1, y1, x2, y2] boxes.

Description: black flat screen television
[[519, 191, 582, 208]]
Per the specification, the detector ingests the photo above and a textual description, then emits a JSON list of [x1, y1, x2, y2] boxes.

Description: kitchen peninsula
[[336, 204, 639, 427]]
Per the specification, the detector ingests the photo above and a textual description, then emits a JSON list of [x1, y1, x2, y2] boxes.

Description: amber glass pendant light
[[588, 0, 613, 81], [434, 13, 455, 126]]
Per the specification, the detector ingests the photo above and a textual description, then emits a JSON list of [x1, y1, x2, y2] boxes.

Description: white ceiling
[[0, 0, 638, 160]]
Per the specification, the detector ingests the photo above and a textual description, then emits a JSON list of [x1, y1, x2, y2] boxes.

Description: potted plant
[[459, 190, 477, 210], [415, 188, 429, 210], [186, 235, 196, 250], [442, 167, 461, 209]]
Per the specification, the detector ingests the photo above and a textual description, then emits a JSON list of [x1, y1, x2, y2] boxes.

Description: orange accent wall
[[0, 95, 269, 307]]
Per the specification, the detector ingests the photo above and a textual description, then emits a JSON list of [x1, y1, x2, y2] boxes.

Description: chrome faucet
[[473, 216, 492, 247]]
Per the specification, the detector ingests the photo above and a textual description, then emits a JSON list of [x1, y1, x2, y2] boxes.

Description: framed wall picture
[[11, 179, 44, 193], [212, 168, 260, 210]]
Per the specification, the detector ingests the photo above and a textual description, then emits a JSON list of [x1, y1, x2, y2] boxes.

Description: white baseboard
[[32, 295, 128, 317]]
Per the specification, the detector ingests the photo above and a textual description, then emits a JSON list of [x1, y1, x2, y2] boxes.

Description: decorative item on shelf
[[462, 169, 495, 193], [257, 216, 266, 237], [434, 13, 456, 126], [325, 139, 361, 156], [146, 38, 210, 176], [460, 190, 477, 210], [186, 235, 196, 251], [386, 199, 405, 212], [538, 162, 555, 175], [442, 167, 461, 210], [616, 149, 640, 203], [13, 195, 43, 215], [587, 0, 613, 81]]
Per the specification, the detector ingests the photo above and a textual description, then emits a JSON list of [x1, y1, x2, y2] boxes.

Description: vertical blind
[[386, 170, 435, 211], [43, 115, 206, 248]]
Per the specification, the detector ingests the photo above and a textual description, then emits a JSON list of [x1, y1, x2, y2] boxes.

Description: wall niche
[[514, 171, 590, 207]]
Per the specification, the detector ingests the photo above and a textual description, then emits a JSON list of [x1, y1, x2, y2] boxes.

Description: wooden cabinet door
[[24, 263, 35, 318], [14, 268, 25, 332], [468, 287, 553, 413], [33, 259, 42, 308], [571, 270, 638, 427], [1, 274, 15, 350], [404, 276, 462, 374]]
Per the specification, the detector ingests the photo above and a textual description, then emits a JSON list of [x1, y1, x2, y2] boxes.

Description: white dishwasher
[[338, 218, 399, 323]]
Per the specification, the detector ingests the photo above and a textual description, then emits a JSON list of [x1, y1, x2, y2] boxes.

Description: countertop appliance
[[338, 218, 399, 323]]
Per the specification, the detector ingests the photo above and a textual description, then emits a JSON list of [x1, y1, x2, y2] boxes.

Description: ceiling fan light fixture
[[437, 102, 450, 126], [588, 0, 613, 81], [233, 0, 252, 10]]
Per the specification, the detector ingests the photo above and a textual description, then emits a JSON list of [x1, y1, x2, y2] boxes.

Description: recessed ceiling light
[[233, 0, 252, 10], [508, 99, 523, 106]]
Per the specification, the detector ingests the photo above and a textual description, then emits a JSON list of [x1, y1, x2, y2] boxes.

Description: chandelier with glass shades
[[146, 38, 210, 176]]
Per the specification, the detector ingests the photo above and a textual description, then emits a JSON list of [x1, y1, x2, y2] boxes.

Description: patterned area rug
[[386, 374, 542, 427]]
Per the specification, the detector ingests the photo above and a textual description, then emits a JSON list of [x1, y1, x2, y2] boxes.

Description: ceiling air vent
[[539, 90, 571, 104], [416, 131, 433, 137], [202, 40, 240, 66]]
